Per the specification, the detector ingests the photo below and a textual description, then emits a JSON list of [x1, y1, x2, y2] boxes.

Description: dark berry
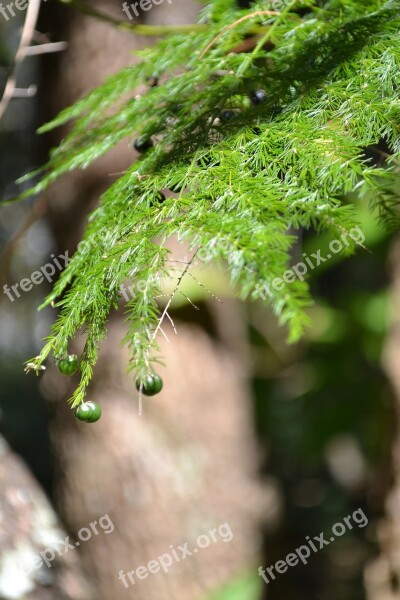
[[133, 137, 153, 153], [220, 109, 238, 122], [74, 401, 102, 423], [135, 373, 163, 396], [58, 354, 78, 376], [249, 90, 266, 105], [147, 75, 159, 88]]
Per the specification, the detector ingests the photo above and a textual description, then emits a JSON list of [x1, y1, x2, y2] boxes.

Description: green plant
[[10, 0, 400, 408]]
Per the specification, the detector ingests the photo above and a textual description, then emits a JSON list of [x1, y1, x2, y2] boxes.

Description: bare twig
[[138, 251, 198, 415], [151, 250, 198, 341], [56, 0, 207, 36], [0, 1, 67, 120], [0, 0, 41, 119], [0, 2, 65, 281], [11, 85, 37, 97], [24, 42, 68, 56]]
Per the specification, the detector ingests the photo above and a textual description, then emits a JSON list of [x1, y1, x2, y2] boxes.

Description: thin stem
[[236, 0, 299, 76], [199, 10, 279, 60], [56, 0, 272, 38], [56, 0, 207, 35], [0, 0, 41, 119], [138, 251, 197, 416]]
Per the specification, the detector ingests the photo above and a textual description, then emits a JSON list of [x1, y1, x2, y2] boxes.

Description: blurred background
[[0, 2, 398, 600]]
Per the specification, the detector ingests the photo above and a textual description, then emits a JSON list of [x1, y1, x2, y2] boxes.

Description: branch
[[56, 0, 207, 36], [138, 251, 198, 416], [0, 0, 40, 119], [0, 1, 67, 120], [199, 10, 280, 60]]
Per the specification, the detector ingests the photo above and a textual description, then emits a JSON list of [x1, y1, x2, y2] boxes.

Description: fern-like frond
[[16, 0, 400, 405]]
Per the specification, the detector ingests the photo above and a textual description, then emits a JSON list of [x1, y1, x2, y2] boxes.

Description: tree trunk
[[0, 435, 93, 600], [365, 237, 400, 600]]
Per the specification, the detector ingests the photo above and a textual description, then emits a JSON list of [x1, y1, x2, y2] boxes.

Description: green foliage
[[205, 571, 261, 600], [14, 0, 400, 406]]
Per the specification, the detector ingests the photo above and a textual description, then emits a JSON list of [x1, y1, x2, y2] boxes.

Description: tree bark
[[0, 435, 94, 600], [365, 237, 400, 600]]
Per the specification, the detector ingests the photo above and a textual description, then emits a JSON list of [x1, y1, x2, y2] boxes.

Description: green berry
[[74, 401, 102, 423], [135, 373, 163, 396], [58, 354, 78, 376]]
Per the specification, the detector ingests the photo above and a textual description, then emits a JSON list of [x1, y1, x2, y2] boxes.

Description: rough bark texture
[[42, 316, 272, 600], [37, 1, 273, 598], [0, 435, 93, 600]]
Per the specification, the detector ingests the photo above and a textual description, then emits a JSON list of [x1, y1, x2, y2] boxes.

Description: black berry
[[74, 401, 102, 423], [58, 354, 78, 376], [250, 90, 266, 105], [220, 109, 238, 122], [133, 137, 153, 153], [147, 75, 159, 88], [135, 373, 163, 396]]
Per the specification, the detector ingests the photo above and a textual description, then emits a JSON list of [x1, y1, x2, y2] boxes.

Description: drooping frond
[[15, 0, 400, 406]]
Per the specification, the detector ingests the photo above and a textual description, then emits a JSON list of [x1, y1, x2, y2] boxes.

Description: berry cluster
[[132, 86, 267, 170], [57, 354, 163, 423]]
